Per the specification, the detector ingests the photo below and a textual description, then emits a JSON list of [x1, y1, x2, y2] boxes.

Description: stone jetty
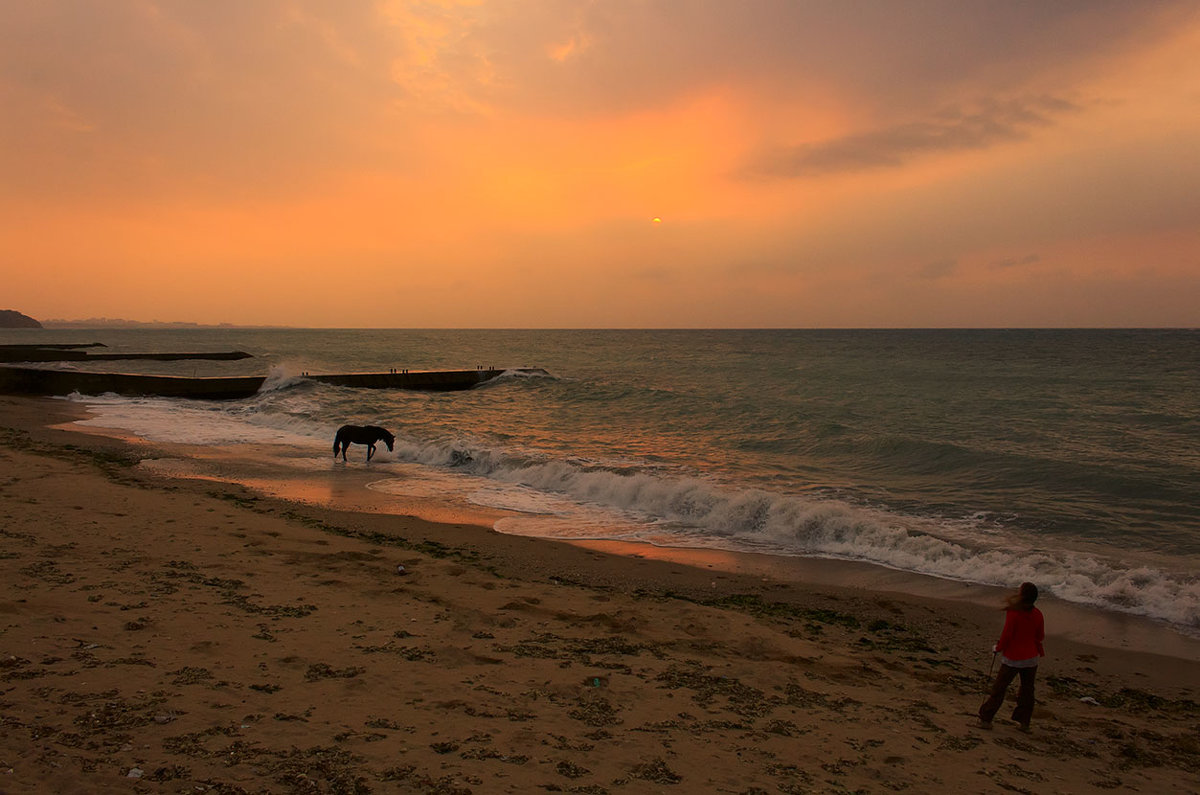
[[0, 365, 546, 400]]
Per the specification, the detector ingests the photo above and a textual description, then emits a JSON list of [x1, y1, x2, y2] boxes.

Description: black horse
[[333, 424, 395, 462]]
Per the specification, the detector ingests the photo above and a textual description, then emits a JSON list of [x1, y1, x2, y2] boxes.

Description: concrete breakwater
[[0, 345, 252, 363], [0, 366, 547, 400]]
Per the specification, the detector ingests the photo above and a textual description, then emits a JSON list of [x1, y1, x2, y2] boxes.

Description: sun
[[652, 217, 662, 224]]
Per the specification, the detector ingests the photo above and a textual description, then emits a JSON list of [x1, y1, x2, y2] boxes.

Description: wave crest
[[390, 437, 1200, 629], [258, 364, 308, 393]]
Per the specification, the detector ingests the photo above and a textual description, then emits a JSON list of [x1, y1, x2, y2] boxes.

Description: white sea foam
[[64, 391, 1200, 630], [69, 393, 325, 447], [259, 363, 309, 393], [495, 368, 554, 380], [392, 440, 1200, 629]]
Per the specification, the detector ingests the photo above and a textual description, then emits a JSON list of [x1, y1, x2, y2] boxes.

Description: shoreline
[[3, 395, 1198, 792], [60, 405, 1200, 664]]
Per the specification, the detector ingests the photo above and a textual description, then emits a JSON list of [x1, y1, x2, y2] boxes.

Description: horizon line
[[25, 323, 1200, 332]]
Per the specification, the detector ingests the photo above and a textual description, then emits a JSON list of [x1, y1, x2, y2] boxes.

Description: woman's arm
[[995, 610, 1016, 653]]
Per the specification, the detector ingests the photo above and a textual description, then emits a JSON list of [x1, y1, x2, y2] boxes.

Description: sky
[[2, 0, 1199, 328]]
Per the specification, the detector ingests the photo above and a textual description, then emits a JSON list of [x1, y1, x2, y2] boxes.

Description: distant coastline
[[42, 318, 290, 329]]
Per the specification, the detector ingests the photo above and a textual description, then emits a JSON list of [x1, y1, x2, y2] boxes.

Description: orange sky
[[2, 1, 1198, 327]]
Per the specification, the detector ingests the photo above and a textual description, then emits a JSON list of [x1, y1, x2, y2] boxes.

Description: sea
[[4, 327, 1199, 632]]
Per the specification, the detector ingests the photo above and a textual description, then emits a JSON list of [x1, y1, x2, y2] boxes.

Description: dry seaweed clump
[[1115, 730, 1200, 772], [378, 765, 474, 794], [629, 758, 682, 785], [568, 695, 623, 727], [556, 760, 590, 778], [170, 666, 214, 686], [305, 663, 366, 681], [1047, 676, 1200, 715], [162, 731, 370, 793], [784, 682, 859, 713], [655, 665, 775, 718], [270, 746, 372, 794]]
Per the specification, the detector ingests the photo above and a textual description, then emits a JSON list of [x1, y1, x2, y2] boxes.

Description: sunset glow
[[2, 2, 1198, 327]]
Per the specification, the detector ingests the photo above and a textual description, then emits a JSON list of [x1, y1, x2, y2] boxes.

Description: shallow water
[[6, 327, 1198, 629]]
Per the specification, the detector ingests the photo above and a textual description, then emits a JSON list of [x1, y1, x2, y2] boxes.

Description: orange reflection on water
[[565, 539, 752, 573]]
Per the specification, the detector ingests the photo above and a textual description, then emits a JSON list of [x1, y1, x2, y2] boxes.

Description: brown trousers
[[978, 663, 1037, 726]]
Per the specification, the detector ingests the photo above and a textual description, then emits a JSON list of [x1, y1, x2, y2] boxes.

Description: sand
[[1, 395, 1197, 794]]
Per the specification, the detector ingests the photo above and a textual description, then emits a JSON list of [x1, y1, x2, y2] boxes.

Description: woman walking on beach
[[978, 581, 1044, 731]]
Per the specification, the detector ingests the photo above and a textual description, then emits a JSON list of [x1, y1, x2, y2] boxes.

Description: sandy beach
[[2, 395, 1198, 794]]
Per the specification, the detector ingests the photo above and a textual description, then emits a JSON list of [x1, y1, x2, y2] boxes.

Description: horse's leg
[[367, 443, 375, 462]]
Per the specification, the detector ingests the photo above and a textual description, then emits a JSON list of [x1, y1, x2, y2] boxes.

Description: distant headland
[[41, 318, 287, 329], [43, 318, 237, 329], [1, 312, 292, 330], [0, 310, 42, 329]]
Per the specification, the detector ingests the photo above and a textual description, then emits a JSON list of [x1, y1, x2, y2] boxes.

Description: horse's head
[[383, 431, 395, 452]]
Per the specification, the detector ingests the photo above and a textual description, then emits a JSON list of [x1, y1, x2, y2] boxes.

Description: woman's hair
[[1005, 582, 1039, 610]]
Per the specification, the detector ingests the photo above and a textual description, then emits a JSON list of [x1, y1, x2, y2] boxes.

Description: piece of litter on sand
[[395, 565, 407, 575], [1079, 696, 1101, 705]]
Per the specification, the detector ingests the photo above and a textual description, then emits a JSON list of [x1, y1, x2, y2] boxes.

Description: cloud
[[919, 259, 958, 280], [0, 0, 1188, 203], [3, 0, 1199, 329], [0, 2, 401, 200], [400, 1, 1190, 117], [991, 254, 1042, 270], [746, 96, 1078, 178]]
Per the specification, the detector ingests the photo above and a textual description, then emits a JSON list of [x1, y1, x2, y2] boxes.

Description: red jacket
[[995, 607, 1045, 662]]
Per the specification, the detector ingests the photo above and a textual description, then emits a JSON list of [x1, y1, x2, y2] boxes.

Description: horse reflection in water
[[333, 425, 395, 462]]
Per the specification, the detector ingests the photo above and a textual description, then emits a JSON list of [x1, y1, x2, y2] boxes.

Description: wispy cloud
[[991, 254, 1042, 270], [747, 96, 1078, 179], [919, 259, 958, 280]]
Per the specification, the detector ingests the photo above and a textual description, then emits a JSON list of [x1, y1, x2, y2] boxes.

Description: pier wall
[[0, 345, 250, 363], [0, 366, 543, 400]]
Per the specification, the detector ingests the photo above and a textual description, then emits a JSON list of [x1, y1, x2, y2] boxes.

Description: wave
[[258, 364, 311, 393], [63, 385, 1200, 631], [387, 436, 1200, 629], [498, 367, 556, 380], [68, 389, 334, 447], [470, 368, 559, 391]]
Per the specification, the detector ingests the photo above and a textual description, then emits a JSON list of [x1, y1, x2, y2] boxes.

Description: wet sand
[[2, 395, 1198, 793]]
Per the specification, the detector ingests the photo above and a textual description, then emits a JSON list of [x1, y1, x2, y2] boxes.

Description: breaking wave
[[388, 437, 1200, 629], [258, 364, 310, 393], [52, 325, 1200, 635]]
